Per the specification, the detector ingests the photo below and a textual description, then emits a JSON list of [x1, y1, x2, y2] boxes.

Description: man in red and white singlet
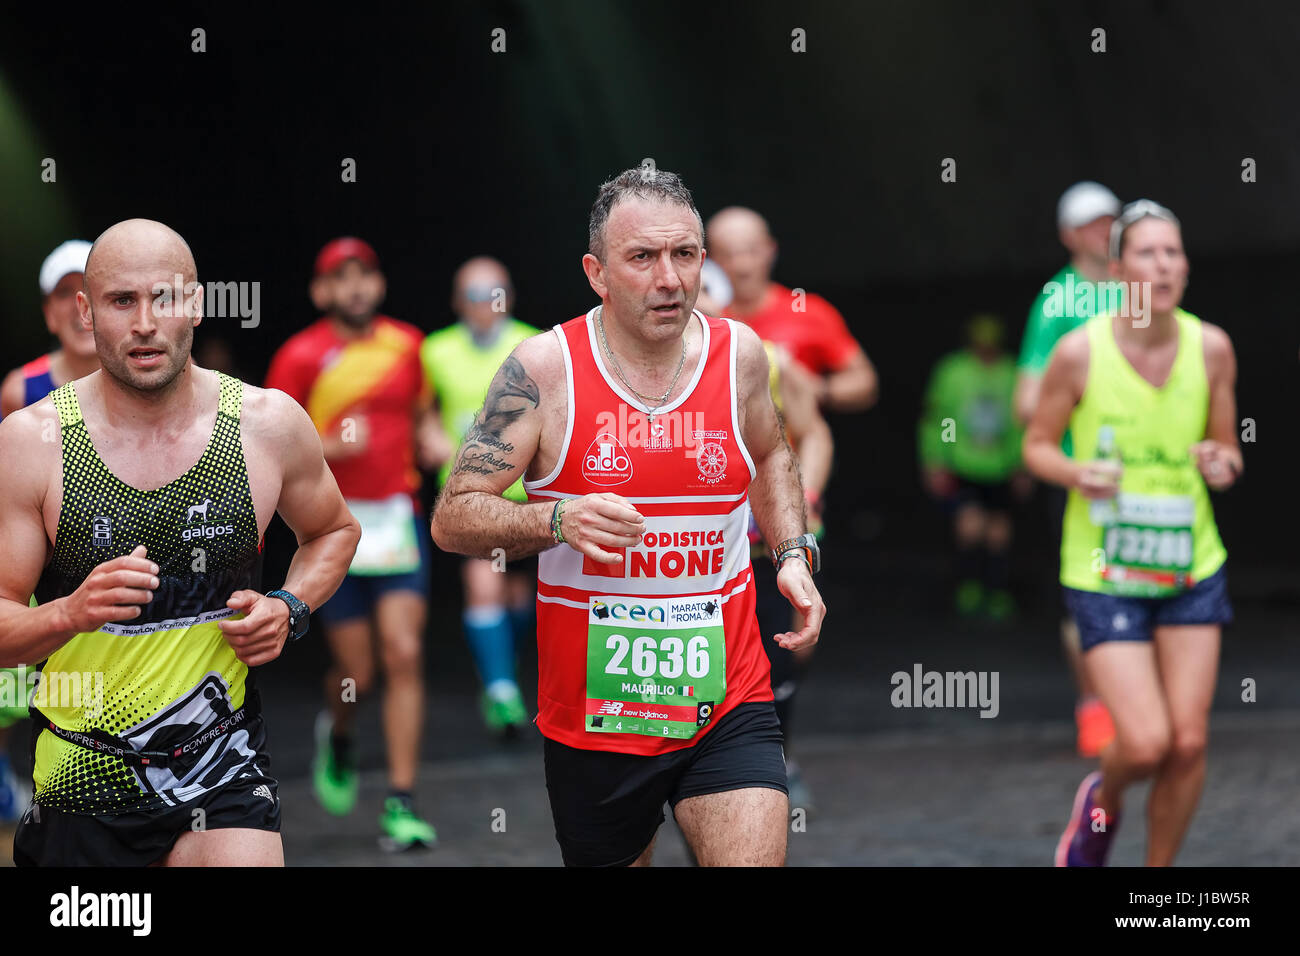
[[432, 168, 826, 866]]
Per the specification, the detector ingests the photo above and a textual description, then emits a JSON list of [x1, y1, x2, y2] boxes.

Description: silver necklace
[[595, 306, 688, 423]]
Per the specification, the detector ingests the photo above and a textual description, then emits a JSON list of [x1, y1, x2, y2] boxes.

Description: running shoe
[[1055, 771, 1120, 867], [481, 684, 528, 737], [1075, 698, 1117, 758], [985, 589, 1016, 622], [378, 796, 437, 851], [312, 711, 358, 816], [954, 580, 984, 617]]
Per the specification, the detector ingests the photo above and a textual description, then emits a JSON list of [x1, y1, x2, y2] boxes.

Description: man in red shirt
[[265, 238, 437, 850], [705, 206, 878, 413], [432, 168, 826, 866]]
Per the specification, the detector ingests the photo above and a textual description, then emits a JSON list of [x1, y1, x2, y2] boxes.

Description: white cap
[[1057, 182, 1121, 230], [39, 240, 92, 296]]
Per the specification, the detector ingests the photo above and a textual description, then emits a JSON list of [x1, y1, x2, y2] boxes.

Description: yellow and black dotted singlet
[[33, 372, 264, 813]]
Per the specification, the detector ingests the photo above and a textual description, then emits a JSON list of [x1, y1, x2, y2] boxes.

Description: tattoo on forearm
[[432, 354, 551, 559], [451, 356, 538, 478], [456, 451, 513, 475], [470, 432, 515, 454]]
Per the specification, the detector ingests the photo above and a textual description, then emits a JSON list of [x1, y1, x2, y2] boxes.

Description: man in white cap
[[0, 240, 102, 827], [1014, 182, 1121, 759], [0, 241, 101, 418]]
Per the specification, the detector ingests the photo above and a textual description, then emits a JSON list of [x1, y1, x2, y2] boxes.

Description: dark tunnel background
[[2, 0, 1296, 620]]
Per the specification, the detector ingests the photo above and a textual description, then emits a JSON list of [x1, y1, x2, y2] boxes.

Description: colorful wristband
[[774, 546, 812, 571], [551, 499, 567, 544]]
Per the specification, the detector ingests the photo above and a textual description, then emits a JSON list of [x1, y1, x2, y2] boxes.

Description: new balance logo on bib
[[524, 309, 774, 755]]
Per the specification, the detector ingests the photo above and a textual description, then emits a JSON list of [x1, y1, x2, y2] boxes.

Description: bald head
[[77, 219, 201, 395], [704, 207, 776, 308], [453, 255, 514, 333], [706, 207, 771, 245], [85, 219, 197, 293], [453, 256, 511, 298]]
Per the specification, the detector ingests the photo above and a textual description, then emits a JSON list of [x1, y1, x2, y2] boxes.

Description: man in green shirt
[[1015, 181, 1121, 758], [1016, 182, 1122, 425], [919, 315, 1025, 619], [420, 258, 540, 735]]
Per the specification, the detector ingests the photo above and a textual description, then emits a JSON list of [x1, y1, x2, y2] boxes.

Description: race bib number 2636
[[584, 594, 725, 740]]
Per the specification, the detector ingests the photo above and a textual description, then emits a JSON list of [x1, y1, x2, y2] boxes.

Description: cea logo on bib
[[582, 432, 633, 486]]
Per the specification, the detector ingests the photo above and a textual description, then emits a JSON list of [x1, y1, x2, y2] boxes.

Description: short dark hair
[[588, 166, 704, 260]]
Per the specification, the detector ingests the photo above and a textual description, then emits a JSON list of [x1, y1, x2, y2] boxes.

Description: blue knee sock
[[464, 606, 516, 692], [509, 604, 535, 649]]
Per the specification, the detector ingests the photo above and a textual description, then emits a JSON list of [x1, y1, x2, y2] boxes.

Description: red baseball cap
[[314, 237, 380, 277]]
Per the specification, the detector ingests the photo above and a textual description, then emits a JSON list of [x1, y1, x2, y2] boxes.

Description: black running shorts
[[543, 700, 787, 867], [13, 750, 280, 867]]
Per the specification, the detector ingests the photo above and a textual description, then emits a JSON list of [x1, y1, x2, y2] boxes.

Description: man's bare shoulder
[[238, 380, 319, 453], [510, 328, 563, 389], [728, 318, 771, 393], [0, 367, 27, 417], [0, 394, 63, 490], [0, 392, 61, 443]]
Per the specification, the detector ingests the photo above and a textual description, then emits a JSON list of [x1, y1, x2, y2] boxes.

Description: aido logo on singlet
[[581, 432, 633, 486]]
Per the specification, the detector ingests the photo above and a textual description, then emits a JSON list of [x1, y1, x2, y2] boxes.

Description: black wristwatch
[[771, 533, 821, 574], [267, 589, 311, 641]]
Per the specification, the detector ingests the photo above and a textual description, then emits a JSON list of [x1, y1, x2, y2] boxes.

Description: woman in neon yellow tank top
[[1024, 201, 1243, 868]]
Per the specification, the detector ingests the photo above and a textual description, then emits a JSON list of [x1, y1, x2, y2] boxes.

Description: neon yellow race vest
[[420, 318, 538, 501], [32, 373, 263, 813], [1060, 310, 1226, 595]]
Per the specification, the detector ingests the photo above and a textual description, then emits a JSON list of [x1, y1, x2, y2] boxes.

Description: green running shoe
[[312, 711, 358, 817], [985, 589, 1017, 622], [481, 684, 528, 736], [954, 579, 984, 617], [379, 797, 437, 851]]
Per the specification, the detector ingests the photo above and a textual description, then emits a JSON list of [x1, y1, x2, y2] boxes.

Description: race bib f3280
[[1098, 493, 1195, 597]]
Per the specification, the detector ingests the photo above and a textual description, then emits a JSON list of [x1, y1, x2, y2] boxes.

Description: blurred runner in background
[[0, 239, 98, 825], [420, 257, 540, 737], [919, 314, 1026, 621], [1015, 182, 1121, 757], [265, 237, 437, 851], [706, 207, 878, 412]]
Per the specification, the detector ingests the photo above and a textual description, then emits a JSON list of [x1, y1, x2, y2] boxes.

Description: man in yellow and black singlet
[[0, 219, 359, 866]]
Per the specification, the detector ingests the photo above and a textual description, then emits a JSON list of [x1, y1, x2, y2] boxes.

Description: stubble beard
[[93, 309, 193, 398]]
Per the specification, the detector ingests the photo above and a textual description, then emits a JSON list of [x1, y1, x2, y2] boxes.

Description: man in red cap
[[265, 238, 438, 850]]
